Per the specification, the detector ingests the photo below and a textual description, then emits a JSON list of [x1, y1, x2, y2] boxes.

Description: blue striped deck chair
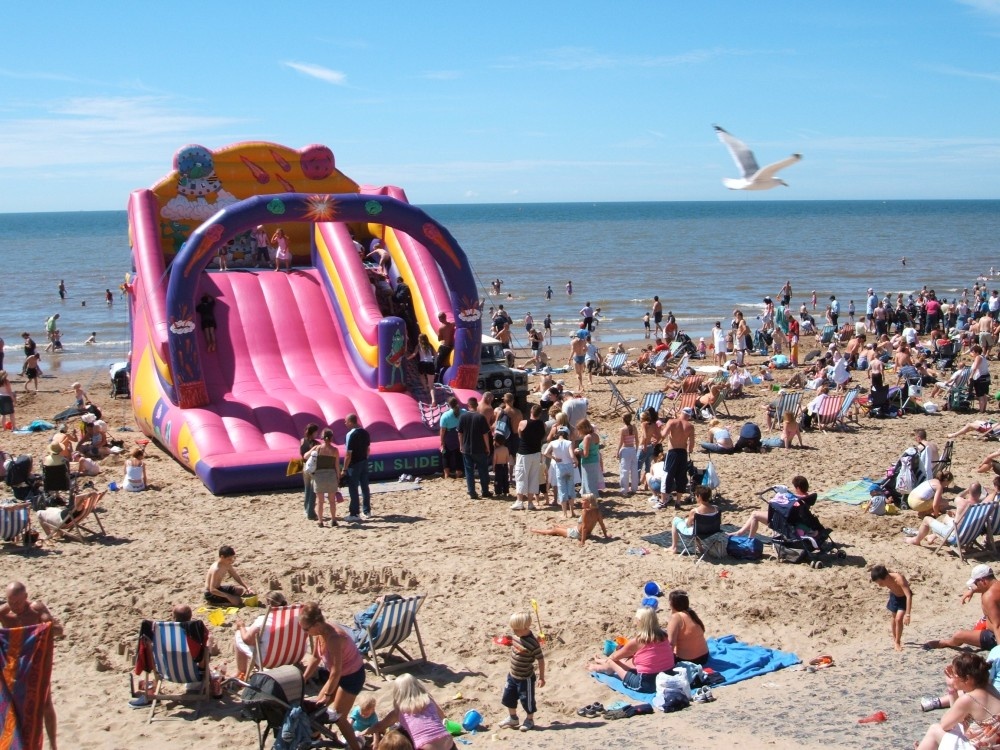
[[774, 391, 802, 423], [836, 388, 861, 427], [0, 503, 31, 546], [638, 391, 665, 418], [645, 349, 669, 374], [932, 501, 997, 562], [603, 352, 628, 375], [357, 594, 427, 678], [820, 325, 836, 344], [148, 620, 210, 722]]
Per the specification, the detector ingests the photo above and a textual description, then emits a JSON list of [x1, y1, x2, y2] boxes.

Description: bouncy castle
[[127, 142, 482, 494]]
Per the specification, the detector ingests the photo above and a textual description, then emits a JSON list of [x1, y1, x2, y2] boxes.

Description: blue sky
[[2, 1, 999, 211]]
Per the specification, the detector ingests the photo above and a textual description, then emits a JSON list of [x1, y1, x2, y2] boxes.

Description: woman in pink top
[[271, 227, 292, 272], [365, 673, 456, 750], [587, 607, 675, 693], [299, 602, 366, 750]]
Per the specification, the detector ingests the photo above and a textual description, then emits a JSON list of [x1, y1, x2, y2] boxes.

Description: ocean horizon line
[[2, 196, 1000, 217]]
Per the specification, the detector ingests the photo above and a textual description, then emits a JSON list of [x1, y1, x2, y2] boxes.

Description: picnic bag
[[726, 535, 764, 560], [894, 451, 915, 494]]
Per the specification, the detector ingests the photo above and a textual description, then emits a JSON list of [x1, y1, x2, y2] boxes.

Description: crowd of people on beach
[[8, 269, 1000, 749]]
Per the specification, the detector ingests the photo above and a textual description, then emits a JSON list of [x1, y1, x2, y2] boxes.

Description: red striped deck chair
[[253, 604, 309, 673], [672, 392, 699, 417], [679, 375, 704, 394]]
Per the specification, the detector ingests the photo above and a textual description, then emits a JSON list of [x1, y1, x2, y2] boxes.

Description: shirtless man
[[658, 408, 696, 510], [652, 296, 663, 337], [23, 352, 41, 392], [570, 334, 588, 392], [976, 314, 996, 358], [1, 581, 63, 749], [204, 545, 254, 606], [924, 565, 1000, 651], [435, 311, 455, 384], [530, 494, 608, 546]]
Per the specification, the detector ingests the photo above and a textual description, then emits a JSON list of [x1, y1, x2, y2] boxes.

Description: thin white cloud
[[0, 68, 80, 83], [956, 0, 1000, 15], [0, 96, 242, 169], [926, 64, 1000, 82], [282, 61, 347, 85], [421, 71, 462, 80], [492, 46, 784, 71]]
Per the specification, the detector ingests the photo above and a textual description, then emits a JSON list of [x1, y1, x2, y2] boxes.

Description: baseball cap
[[968, 565, 995, 589], [557, 426, 569, 435]]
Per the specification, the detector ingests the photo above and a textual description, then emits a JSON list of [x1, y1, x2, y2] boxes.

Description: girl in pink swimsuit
[[271, 228, 292, 272], [364, 673, 456, 750]]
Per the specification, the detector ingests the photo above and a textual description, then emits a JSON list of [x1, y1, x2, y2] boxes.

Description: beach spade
[[530, 599, 546, 643]]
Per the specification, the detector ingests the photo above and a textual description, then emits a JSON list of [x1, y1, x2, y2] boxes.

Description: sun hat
[[81, 413, 97, 424], [575, 329, 588, 339], [48, 443, 62, 455], [968, 565, 995, 589]]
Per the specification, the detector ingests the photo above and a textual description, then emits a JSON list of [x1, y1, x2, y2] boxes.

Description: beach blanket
[[370, 481, 422, 494], [0, 623, 54, 750], [12, 421, 55, 434], [591, 635, 800, 701], [819, 479, 879, 506]]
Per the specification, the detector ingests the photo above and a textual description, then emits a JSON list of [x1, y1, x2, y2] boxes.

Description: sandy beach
[[4, 339, 999, 750]]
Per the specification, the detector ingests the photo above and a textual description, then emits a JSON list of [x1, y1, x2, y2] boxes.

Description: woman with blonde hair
[[123, 447, 147, 491], [364, 673, 455, 750], [586, 607, 675, 693]]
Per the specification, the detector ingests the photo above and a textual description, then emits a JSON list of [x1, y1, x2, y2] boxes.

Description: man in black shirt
[[342, 414, 372, 521], [511, 404, 547, 511], [458, 397, 492, 499]]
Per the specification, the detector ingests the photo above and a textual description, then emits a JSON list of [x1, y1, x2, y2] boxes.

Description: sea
[[1, 200, 998, 381]]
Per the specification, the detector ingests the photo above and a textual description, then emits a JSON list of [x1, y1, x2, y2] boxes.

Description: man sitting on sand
[[205, 545, 254, 606], [530, 494, 608, 546], [924, 565, 1000, 652]]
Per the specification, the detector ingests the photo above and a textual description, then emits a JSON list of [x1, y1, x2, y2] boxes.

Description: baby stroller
[[874, 446, 925, 507], [934, 340, 959, 371], [756, 486, 845, 564], [753, 328, 772, 356], [4, 454, 41, 504], [110, 363, 130, 400], [239, 666, 344, 750], [674, 333, 699, 359]]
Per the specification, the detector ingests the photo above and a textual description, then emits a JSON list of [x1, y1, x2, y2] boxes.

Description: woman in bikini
[[915, 652, 1000, 749]]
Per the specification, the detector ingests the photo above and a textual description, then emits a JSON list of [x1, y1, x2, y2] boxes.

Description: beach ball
[[462, 710, 483, 731]]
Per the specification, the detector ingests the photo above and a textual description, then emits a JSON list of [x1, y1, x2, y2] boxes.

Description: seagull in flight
[[713, 125, 802, 191]]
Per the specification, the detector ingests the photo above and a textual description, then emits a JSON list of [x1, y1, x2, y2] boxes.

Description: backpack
[[726, 535, 764, 560], [5, 455, 32, 487], [494, 412, 511, 440], [894, 451, 916, 494]]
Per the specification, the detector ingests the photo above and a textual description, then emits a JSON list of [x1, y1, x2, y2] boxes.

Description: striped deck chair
[[60, 490, 107, 542], [357, 594, 427, 678], [252, 604, 309, 673], [774, 391, 802, 423], [603, 378, 635, 416], [703, 385, 731, 417], [813, 393, 846, 430], [664, 355, 691, 381], [932, 501, 997, 562], [603, 352, 629, 375], [941, 367, 972, 410], [672, 392, 699, 417], [820, 325, 836, 344], [645, 350, 669, 374], [837, 388, 861, 427], [679, 375, 704, 394], [1, 503, 31, 546], [638, 391, 665, 418], [148, 620, 210, 722]]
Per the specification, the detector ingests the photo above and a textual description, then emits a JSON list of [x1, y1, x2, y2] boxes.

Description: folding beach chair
[[671, 392, 699, 418], [774, 391, 802, 424], [931, 501, 997, 562], [932, 441, 954, 476], [146, 620, 210, 722], [813, 394, 846, 430], [675, 512, 728, 564], [664, 354, 692, 381], [603, 352, 629, 376], [638, 391, 665, 418], [679, 375, 704, 394], [0, 503, 32, 547], [60, 489, 107, 542], [41, 462, 75, 505], [252, 604, 309, 674], [357, 594, 427, 678], [705, 386, 731, 417], [820, 325, 836, 344], [941, 367, 972, 411], [837, 388, 861, 427], [603, 378, 635, 416], [645, 350, 669, 374]]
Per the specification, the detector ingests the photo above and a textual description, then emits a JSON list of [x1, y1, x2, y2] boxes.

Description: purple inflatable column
[[377, 317, 407, 392]]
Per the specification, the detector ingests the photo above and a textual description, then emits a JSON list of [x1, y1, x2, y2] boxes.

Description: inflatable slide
[[127, 142, 483, 494]]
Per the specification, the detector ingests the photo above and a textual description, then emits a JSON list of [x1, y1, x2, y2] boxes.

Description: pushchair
[[4, 454, 42, 504], [756, 486, 845, 564], [753, 329, 772, 356], [110, 363, 130, 399], [934, 340, 959, 371], [873, 446, 925, 507], [238, 665, 344, 750]]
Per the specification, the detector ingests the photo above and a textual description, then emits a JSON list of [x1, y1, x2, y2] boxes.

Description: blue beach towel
[[13, 420, 55, 434], [591, 635, 800, 701]]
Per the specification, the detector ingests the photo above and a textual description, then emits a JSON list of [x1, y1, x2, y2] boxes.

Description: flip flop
[[809, 655, 834, 668]]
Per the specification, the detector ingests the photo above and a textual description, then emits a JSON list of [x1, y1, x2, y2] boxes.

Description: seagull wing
[[753, 153, 802, 182], [714, 125, 759, 179]]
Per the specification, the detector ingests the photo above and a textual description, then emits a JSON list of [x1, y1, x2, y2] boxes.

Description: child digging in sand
[[870, 564, 912, 651], [498, 611, 546, 732]]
